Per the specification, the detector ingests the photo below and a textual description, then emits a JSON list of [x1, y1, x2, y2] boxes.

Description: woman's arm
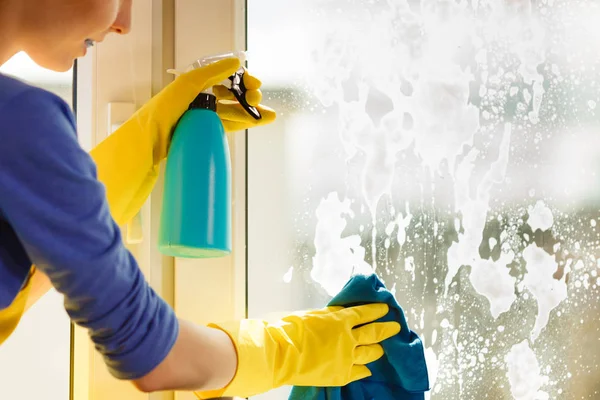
[[22, 58, 246, 311], [132, 320, 237, 392], [22, 272, 239, 392], [1, 86, 294, 395], [22, 277, 238, 393], [1, 55, 307, 395], [5, 59, 278, 393], [24, 57, 275, 311], [1, 90, 398, 396], [22, 281, 239, 393], [0, 87, 228, 387]]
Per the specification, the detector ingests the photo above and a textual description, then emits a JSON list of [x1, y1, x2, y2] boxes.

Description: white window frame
[[72, 1, 247, 399], [172, 1, 247, 399]]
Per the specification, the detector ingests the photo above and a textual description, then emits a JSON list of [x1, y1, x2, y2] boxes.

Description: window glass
[[247, 1, 600, 399], [0, 52, 72, 400]]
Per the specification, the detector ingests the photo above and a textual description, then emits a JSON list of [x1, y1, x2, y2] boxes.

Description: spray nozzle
[[193, 51, 248, 69], [167, 51, 261, 120]]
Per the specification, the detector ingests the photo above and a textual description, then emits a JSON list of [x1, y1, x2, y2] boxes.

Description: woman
[[0, 1, 400, 397]]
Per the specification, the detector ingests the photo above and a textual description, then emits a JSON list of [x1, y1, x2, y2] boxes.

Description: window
[[247, 1, 600, 399], [0, 52, 72, 400]]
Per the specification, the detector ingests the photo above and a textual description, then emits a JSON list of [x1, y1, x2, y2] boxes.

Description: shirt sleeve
[[0, 87, 179, 380]]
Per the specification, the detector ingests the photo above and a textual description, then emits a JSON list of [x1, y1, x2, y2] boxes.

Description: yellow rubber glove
[[90, 57, 276, 226], [195, 304, 401, 399], [212, 69, 276, 132]]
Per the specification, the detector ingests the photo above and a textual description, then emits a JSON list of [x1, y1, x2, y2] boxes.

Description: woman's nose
[[111, 0, 132, 35]]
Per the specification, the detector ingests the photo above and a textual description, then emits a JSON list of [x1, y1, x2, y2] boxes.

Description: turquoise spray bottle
[[158, 52, 261, 258]]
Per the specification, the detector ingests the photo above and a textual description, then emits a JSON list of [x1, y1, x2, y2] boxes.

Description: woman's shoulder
[[0, 73, 31, 97], [0, 73, 72, 120], [0, 73, 75, 139]]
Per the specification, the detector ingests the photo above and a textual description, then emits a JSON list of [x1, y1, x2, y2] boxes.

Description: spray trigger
[[167, 51, 262, 120], [225, 67, 262, 120]]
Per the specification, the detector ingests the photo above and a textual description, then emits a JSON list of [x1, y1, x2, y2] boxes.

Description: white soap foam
[[522, 244, 568, 341], [338, 94, 413, 218], [411, 64, 481, 171], [308, 4, 474, 281], [311, 192, 373, 296], [308, 4, 419, 219], [527, 201, 554, 232], [506, 341, 549, 400], [302, 0, 567, 395], [396, 204, 413, 247], [447, 123, 513, 314], [470, 252, 517, 318], [283, 266, 294, 283], [424, 347, 439, 399], [405, 256, 416, 282]]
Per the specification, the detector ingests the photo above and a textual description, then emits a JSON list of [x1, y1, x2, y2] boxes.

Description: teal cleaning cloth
[[289, 273, 429, 400]]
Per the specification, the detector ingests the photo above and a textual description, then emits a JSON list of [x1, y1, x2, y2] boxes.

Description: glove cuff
[[195, 320, 276, 399]]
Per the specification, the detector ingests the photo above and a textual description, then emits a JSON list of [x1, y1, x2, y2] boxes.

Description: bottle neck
[[188, 92, 217, 112]]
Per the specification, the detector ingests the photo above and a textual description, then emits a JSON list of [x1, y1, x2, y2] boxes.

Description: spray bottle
[[158, 51, 261, 258]]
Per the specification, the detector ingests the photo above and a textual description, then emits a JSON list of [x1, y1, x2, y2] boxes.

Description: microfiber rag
[[289, 273, 429, 400]]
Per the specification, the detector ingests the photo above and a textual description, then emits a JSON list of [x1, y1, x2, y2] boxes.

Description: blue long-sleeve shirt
[[0, 73, 178, 379]]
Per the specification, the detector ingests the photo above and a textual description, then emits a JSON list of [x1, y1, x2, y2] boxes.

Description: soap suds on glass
[[276, 0, 600, 397]]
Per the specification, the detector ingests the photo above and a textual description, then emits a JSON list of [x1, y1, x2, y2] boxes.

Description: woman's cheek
[[80, 0, 122, 32]]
